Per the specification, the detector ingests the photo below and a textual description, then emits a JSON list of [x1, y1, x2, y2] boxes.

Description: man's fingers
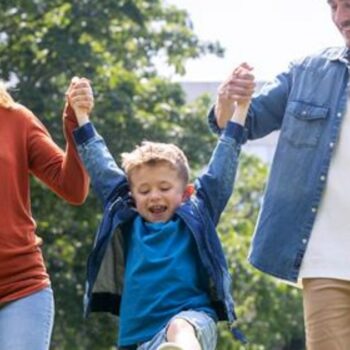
[[233, 62, 254, 73], [240, 62, 254, 71]]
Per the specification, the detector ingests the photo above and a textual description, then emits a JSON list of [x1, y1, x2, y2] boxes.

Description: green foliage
[[1, 1, 304, 349], [217, 154, 305, 350]]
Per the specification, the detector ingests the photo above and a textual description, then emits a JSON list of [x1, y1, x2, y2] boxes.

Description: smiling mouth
[[341, 26, 350, 32], [149, 205, 167, 214]]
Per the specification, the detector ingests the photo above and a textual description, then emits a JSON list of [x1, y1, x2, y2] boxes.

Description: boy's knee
[[166, 318, 195, 339]]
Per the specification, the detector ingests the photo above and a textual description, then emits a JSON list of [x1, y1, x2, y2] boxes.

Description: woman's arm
[[27, 103, 89, 205]]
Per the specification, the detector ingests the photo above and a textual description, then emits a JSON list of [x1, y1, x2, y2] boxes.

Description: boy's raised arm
[[67, 78, 128, 204], [194, 65, 253, 225]]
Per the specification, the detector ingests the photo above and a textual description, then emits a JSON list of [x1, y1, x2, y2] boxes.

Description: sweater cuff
[[222, 121, 244, 144], [208, 105, 223, 135], [63, 102, 77, 122], [73, 122, 96, 145]]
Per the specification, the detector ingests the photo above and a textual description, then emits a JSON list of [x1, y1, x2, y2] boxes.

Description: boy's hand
[[215, 63, 255, 128], [66, 77, 94, 126]]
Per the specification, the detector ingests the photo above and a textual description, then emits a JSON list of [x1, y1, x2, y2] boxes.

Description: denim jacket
[[73, 121, 246, 342], [209, 47, 350, 283]]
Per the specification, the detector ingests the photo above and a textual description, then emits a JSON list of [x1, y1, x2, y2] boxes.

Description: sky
[[163, 0, 344, 82]]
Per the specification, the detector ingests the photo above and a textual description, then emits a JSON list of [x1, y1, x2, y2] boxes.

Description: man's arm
[[209, 62, 291, 140]]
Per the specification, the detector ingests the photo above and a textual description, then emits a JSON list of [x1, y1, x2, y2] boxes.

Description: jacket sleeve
[[194, 122, 243, 226], [73, 122, 128, 205], [208, 65, 293, 141], [26, 104, 89, 205]]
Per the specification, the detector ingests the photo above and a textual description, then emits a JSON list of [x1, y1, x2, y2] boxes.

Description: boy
[[68, 75, 251, 350]]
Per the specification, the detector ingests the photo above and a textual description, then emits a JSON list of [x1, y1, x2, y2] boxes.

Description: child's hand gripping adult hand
[[66, 77, 94, 126], [215, 63, 255, 127], [230, 64, 255, 126]]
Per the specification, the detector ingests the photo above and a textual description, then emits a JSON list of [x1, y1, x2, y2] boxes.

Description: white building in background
[[180, 81, 279, 164]]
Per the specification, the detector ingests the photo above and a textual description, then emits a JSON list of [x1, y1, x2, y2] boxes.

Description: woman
[[0, 80, 91, 350]]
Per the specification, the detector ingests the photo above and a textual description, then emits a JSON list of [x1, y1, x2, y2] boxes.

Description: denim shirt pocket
[[281, 101, 329, 147]]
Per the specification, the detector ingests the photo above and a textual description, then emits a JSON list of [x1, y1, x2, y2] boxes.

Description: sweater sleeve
[[26, 104, 89, 205]]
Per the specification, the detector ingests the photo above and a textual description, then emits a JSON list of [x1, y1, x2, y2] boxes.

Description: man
[[208, 1, 350, 349]]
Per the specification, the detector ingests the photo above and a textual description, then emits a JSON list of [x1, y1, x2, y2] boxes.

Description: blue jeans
[[137, 310, 217, 350], [0, 286, 54, 350]]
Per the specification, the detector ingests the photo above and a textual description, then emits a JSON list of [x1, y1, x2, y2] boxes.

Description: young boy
[[68, 75, 251, 350]]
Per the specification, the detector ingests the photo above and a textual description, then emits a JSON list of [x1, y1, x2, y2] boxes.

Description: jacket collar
[[326, 46, 349, 63]]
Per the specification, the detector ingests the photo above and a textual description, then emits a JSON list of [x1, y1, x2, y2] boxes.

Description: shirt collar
[[327, 46, 349, 63]]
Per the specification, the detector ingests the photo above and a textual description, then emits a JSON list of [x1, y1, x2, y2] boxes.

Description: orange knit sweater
[[0, 103, 89, 303]]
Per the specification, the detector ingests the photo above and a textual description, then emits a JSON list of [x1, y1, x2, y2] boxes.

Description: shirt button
[[337, 112, 342, 118], [329, 142, 335, 148], [302, 111, 307, 116], [302, 239, 307, 244], [311, 207, 317, 213], [320, 175, 326, 181]]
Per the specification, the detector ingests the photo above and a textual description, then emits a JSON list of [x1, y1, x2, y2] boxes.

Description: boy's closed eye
[[137, 187, 171, 195], [138, 188, 150, 195]]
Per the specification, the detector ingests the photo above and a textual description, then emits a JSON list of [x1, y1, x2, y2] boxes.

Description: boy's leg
[[138, 310, 217, 350], [0, 286, 54, 350], [163, 317, 201, 350], [302, 278, 350, 350]]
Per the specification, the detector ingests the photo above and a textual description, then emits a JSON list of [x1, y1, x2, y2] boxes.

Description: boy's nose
[[149, 190, 161, 200]]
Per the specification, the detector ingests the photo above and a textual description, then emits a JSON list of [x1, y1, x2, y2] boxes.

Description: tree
[[216, 153, 305, 350], [0, 1, 305, 349], [0, 1, 223, 348]]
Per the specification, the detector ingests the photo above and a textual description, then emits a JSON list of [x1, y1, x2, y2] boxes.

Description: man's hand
[[215, 62, 255, 128], [66, 77, 94, 126]]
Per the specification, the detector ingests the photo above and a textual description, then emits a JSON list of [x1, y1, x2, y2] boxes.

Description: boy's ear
[[182, 184, 195, 201]]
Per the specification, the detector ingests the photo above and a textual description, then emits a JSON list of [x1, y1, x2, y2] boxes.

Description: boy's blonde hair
[[121, 141, 190, 184], [0, 82, 14, 109]]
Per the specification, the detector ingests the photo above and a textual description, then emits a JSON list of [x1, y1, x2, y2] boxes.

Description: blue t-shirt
[[118, 216, 216, 346]]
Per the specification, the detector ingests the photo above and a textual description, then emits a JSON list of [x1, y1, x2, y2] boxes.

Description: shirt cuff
[[73, 122, 96, 145], [222, 121, 244, 144]]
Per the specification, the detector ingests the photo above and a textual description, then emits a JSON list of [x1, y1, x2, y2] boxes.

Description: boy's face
[[129, 162, 189, 223]]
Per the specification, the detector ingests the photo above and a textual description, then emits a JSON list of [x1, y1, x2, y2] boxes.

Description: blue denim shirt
[[73, 121, 246, 342], [209, 47, 350, 282]]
